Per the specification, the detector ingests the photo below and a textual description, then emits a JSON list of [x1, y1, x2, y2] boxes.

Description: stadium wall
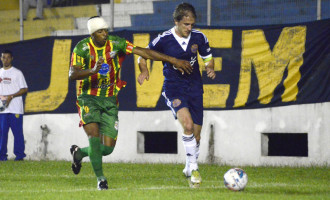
[[5, 102, 330, 166]]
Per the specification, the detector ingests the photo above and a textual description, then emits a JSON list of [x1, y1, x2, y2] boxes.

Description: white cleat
[[189, 170, 202, 188]]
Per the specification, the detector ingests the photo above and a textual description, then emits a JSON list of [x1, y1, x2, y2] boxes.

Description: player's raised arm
[[133, 47, 193, 74]]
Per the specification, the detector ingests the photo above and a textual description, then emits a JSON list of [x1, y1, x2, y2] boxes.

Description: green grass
[[0, 161, 329, 200]]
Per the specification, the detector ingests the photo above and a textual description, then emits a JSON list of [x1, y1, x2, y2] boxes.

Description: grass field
[[0, 161, 329, 200]]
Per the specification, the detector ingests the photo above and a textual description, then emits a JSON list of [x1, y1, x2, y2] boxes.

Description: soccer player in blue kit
[[138, 3, 216, 188]]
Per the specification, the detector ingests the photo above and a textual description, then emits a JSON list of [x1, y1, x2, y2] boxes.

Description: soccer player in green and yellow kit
[[69, 16, 193, 190]]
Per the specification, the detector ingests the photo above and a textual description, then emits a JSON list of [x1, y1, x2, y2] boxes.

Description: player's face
[[91, 29, 109, 47], [175, 13, 195, 38], [0, 53, 13, 68]]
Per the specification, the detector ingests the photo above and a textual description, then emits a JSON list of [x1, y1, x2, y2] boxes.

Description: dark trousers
[[0, 113, 26, 161]]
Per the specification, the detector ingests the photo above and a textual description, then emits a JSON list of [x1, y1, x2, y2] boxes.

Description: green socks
[[79, 144, 114, 158], [88, 137, 103, 178], [77, 139, 115, 181]]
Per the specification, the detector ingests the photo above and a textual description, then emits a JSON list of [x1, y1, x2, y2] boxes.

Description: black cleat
[[70, 145, 82, 175], [97, 179, 108, 190]]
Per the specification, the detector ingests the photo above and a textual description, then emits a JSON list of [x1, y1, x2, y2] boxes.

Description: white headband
[[87, 17, 109, 34]]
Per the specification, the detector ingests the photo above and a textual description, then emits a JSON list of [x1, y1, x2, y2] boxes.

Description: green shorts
[[77, 94, 119, 139]]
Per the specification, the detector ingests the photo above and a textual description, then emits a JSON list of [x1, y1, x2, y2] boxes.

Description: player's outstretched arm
[[205, 59, 216, 79], [133, 47, 193, 74], [69, 57, 104, 80], [137, 57, 149, 85]]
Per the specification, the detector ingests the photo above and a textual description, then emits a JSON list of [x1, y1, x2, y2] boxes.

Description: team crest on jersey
[[172, 99, 181, 107], [191, 44, 198, 53]]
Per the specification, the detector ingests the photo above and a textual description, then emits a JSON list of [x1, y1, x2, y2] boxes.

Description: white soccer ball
[[223, 168, 248, 191], [0, 99, 6, 112]]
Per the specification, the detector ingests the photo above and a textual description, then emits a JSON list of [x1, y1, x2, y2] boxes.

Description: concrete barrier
[[5, 103, 329, 166]]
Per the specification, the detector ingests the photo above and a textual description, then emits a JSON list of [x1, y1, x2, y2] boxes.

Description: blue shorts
[[162, 90, 203, 125]]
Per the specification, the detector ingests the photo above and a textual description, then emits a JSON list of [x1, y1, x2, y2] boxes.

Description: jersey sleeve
[[17, 70, 28, 89], [111, 35, 136, 55], [71, 42, 86, 67], [198, 32, 213, 63], [148, 33, 164, 52]]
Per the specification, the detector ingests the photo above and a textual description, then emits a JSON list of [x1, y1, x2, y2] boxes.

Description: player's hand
[[91, 56, 104, 74], [4, 95, 12, 107], [206, 66, 216, 79], [137, 71, 149, 85], [174, 59, 193, 75]]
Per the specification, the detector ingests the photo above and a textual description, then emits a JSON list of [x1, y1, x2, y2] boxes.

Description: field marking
[[0, 174, 93, 178], [0, 182, 317, 194], [0, 185, 224, 193]]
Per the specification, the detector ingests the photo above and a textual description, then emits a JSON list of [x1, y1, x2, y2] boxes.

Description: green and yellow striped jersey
[[70, 35, 135, 97]]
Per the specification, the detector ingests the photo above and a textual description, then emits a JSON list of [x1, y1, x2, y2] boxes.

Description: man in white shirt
[[0, 50, 28, 161]]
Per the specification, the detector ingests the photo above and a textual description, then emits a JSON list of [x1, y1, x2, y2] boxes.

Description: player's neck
[[174, 27, 184, 38], [91, 38, 106, 48]]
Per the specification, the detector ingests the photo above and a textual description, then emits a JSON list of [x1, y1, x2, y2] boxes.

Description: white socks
[[182, 133, 198, 171]]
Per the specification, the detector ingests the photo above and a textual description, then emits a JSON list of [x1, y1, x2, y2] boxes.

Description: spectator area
[[130, 0, 330, 30], [0, 0, 329, 44], [0, 5, 97, 44]]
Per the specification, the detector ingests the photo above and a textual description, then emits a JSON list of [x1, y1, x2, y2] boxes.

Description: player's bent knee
[[103, 146, 114, 156], [184, 122, 194, 133]]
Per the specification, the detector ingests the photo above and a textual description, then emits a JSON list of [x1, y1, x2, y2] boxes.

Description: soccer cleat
[[97, 179, 108, 190], [70, 145, 82, 175], [190, 170, 202, 188]]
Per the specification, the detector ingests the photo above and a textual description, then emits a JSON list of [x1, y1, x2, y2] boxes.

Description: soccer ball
[[223, 168, 248, 191]]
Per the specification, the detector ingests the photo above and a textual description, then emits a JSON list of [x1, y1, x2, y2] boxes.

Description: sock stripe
[[182, 135, 195, 142]]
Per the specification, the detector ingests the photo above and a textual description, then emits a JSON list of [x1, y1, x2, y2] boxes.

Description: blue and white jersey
[[148, 27, 212, 95]]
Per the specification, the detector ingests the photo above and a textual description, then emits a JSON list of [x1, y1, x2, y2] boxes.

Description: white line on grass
[[0, 183, 313, 193], [0, 186, 224, 193]]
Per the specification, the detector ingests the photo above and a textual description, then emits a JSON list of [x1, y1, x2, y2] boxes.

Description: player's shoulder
[[109, 34, 125, 42], [191, 29, 209, 43], [75, 37, 90, 47], [74, 37, 90, 50], [151, 29, 173, 46], [158, 29, 173, 38]]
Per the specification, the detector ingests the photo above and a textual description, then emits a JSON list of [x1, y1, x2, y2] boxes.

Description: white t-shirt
[[0, 66, 28, 114]]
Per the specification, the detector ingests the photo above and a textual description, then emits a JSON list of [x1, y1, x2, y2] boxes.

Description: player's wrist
[[90, 64, 99, 74]]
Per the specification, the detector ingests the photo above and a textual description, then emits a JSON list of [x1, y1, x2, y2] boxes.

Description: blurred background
[[0, 0, 329, 44]]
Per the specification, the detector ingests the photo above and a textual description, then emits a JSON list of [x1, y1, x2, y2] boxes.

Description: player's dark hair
[[1, 49, 13, 57], [173, 3, 197, 22]]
